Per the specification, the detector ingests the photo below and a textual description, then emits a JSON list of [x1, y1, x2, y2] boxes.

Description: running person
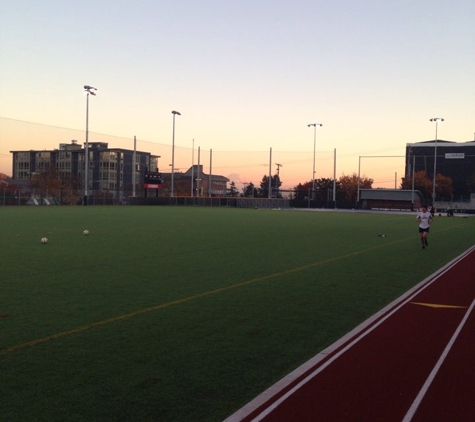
[[416, 204, 433, 249]]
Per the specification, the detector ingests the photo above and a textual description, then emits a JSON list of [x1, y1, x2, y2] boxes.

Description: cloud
[[226, 173, 242, 183]]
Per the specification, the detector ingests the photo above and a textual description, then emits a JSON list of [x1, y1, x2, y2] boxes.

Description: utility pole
[[276, 163, 283, 176]]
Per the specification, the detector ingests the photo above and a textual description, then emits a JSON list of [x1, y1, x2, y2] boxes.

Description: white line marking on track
[[402, 297, 475, 422]]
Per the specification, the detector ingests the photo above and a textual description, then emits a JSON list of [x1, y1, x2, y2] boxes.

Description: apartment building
[[10, 140, 160, 202]]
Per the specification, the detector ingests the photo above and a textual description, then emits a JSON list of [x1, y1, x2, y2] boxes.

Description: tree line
[[227, 173, 373, 202], [1, 168, 458, 205], [228, 170, 457, 204]]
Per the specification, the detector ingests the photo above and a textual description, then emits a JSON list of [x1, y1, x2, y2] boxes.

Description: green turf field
[[1, 206, 474, 421]]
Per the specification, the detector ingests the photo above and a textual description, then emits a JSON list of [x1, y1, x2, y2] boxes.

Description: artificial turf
[[1, 206, 474, 421]]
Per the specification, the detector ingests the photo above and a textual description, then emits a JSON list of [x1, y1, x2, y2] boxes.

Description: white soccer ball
[[41, 237, 48, 244], [83, 230, 89, 236]]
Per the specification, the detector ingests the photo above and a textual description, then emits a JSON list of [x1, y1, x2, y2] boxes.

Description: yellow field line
[[0, 225, 467, 355], [410, 302, 467, 309]]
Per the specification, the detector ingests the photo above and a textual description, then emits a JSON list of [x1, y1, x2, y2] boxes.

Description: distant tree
[[293, 178, 341, 202], [401, 171, 453, 202], [338, 173, 373, 202], [242, 182, 256, 197], [400, 170, 432, 203], [314, 177, 339, 202], [59, 174, 82, 205], [30, 167, 63, 201], [226, 181, 240, 197], [259, 174, 282, 198], [435, 174, 454, 199], [0, 173, 8, 180], [293, 181, 312, 200]]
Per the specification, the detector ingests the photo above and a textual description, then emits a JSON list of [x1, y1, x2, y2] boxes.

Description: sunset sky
[[1, 0, 474, 190]]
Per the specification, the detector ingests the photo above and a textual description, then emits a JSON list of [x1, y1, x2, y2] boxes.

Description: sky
[[1, 0, 474, 190]]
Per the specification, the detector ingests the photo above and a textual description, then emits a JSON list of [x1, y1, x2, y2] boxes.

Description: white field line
[[402, 297, 475, 422], [223, 245, 475, 422]]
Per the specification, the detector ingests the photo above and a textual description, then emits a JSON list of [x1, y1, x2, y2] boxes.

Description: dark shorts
[[419, 227, 430, 233]]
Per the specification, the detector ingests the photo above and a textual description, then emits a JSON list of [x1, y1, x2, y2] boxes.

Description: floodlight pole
[[191, 139, 194, 197], [133, 135, 137, 197], [333, 148, 337, 208], [268, 147, 272, 199], [308, 123, 322, 202], [430, 117, 444, 206], [209, 148, 213, 197], [357, 156, 361, 206], [411, 154, 415, 211], [83, 85, 97, 205], [171, 110, 181, 197], [197, 146, 201, 197]]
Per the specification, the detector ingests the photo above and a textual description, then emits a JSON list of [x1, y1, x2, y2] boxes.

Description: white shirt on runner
[[417, 211, 432, 229]]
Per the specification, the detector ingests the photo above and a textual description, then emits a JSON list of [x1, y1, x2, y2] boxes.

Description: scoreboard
[[144, 171, 162, 189]]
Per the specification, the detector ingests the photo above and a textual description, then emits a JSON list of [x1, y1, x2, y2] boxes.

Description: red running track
[[224, 245, 475, 422]]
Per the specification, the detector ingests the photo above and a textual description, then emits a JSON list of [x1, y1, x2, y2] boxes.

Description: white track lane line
[[402, 297, 475, 422]]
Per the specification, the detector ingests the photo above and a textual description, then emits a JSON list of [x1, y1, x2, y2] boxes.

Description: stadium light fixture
[[83, 85, 97, 205], [429, 117, 444, 206]]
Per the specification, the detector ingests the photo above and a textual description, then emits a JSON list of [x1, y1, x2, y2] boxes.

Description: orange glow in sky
[[1, 1, 473, 191]]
